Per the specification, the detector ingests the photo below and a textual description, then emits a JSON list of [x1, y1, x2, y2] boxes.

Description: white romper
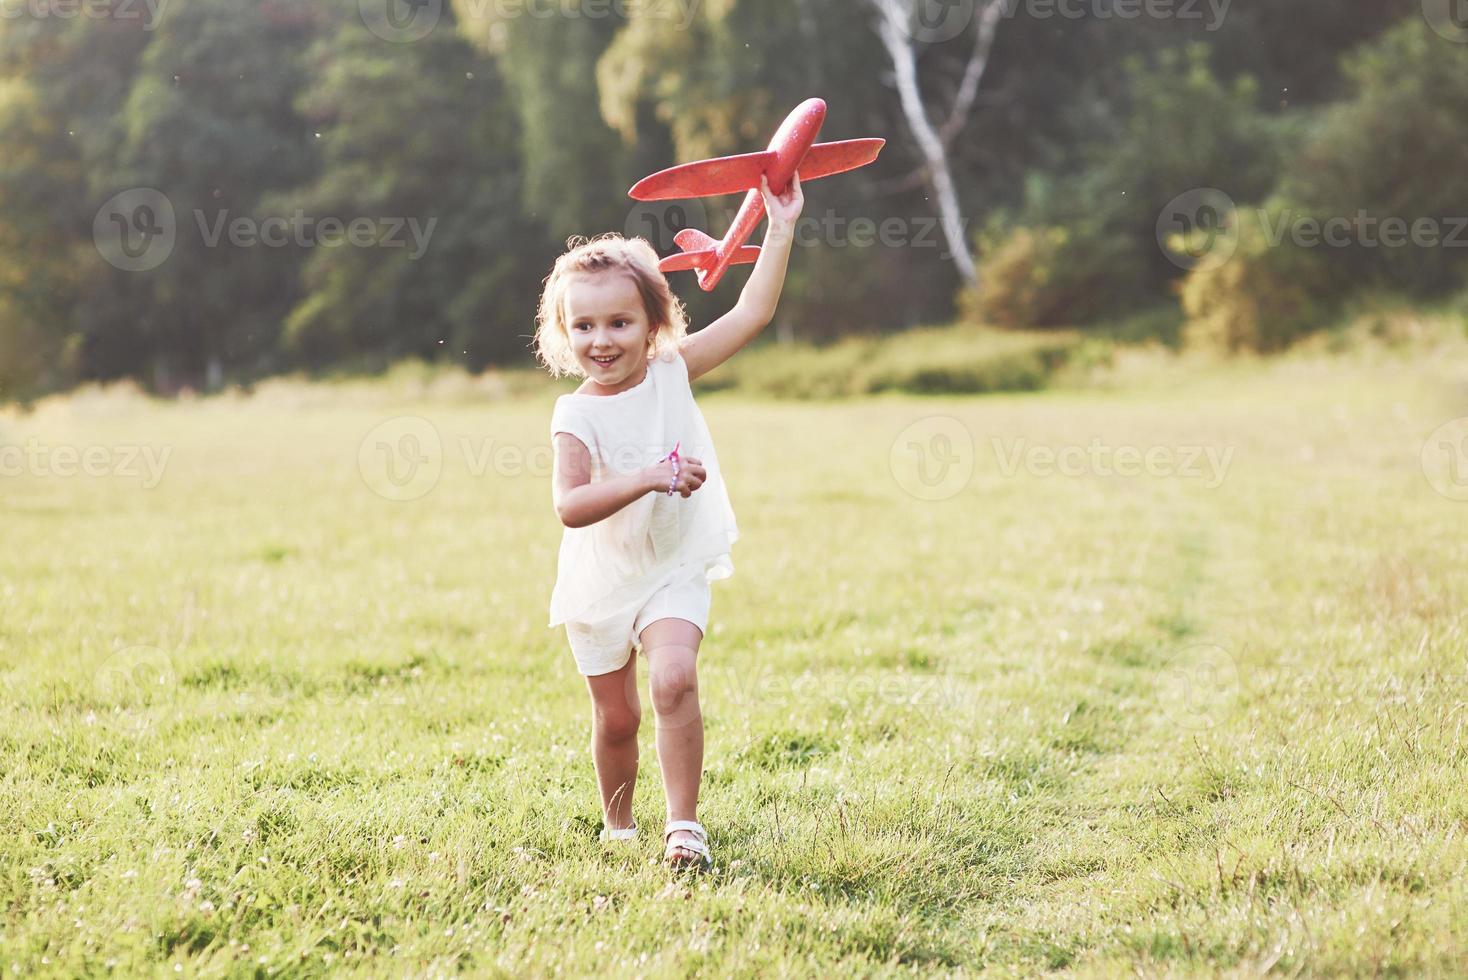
[[548, 347, 739, 673]]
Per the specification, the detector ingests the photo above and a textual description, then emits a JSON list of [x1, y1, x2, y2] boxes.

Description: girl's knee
[[594, 701, 641, 742], [649, 658, 698, 717], [588, 662, 641, 739]]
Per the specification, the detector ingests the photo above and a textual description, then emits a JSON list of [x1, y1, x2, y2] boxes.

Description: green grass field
[[2, 334, 1466, 976]]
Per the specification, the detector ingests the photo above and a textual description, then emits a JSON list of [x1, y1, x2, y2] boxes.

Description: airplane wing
[[629, 151, 780, 201], [798, 139, 886, 181], [630, 138, 886, 201]]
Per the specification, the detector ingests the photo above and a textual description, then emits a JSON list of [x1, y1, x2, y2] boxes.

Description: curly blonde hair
[[533, 233, 689, 379]]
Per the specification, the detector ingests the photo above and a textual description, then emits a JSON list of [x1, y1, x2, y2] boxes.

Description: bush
[[968, 226, 1097, 329], [697, 325, 1085, 399], [1092, 306, 1185, 349], [858, 328, 1077, 395], [1178, 199, 1343, 353], [962, 43, 1298, 332]]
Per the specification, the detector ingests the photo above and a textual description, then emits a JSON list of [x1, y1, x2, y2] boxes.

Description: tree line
[[0, 0, 1460, 400]]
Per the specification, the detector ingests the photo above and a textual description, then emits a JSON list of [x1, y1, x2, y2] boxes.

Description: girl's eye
[[614, 320, 628, 328]]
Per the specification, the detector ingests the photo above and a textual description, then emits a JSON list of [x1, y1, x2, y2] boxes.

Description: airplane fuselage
[[701, 98, 827, 289]]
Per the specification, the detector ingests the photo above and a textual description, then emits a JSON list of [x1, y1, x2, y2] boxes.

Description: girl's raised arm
[[679, 173, 805, 383]]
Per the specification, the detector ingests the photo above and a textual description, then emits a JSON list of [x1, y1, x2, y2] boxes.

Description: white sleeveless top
[[547, 347, 738, 628]]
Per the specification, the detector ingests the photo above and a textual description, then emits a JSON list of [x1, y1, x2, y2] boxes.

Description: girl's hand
[[646, 455, 706, 498], [760, 172, 804, 232]]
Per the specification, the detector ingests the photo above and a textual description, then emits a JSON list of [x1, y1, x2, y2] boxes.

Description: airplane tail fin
[[657, 228, 761, 283], [674, 228, 719, 254]]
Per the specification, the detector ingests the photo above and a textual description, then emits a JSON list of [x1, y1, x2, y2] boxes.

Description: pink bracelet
[[660, 441, 681, 496]]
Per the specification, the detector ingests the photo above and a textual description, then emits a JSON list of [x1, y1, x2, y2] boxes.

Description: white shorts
[[564, 565, 711, 676]]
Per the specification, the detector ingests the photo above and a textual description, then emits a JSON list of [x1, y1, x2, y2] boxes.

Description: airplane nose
[[800, 98, 827, 125]]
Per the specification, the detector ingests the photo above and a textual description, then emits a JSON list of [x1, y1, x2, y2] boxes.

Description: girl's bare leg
[[639, 617, 704, 858], [585, 653, 641, 830]]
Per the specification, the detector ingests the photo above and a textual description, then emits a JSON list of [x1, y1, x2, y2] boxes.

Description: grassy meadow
[[2, 324, 1467, 976]]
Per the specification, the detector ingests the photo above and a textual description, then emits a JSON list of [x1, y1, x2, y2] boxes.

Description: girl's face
[[564, 272, 654, 393]]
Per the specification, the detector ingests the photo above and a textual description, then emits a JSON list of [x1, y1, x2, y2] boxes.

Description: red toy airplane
[[628, 98, 885, 292]]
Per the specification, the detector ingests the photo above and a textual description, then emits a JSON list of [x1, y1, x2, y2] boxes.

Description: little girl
[[535, 174, 804, 870]]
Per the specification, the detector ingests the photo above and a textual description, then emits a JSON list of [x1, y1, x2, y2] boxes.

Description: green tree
[[0, 13, 152, 397], [970, 43, 1297, 328], [101, 0, 324, 390], [281, 6, 541, 369], [1281, 16, 1468, 297], [456, 0, 634, 237]]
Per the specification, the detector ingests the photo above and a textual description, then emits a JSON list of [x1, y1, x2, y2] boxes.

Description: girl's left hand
[[760, 172, 804, 230]]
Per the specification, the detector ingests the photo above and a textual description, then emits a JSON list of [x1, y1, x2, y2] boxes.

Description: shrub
[[1178, 199, 1343, 353], [963, 44, 1298, 332], [860, 343, 1067, 395], [697, 325, 1084, 399], [970, 226, 1073, 328]]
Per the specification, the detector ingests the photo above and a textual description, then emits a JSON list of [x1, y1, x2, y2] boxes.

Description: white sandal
[[599, 820, 637, 843], [663, 820, 711, 871]]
